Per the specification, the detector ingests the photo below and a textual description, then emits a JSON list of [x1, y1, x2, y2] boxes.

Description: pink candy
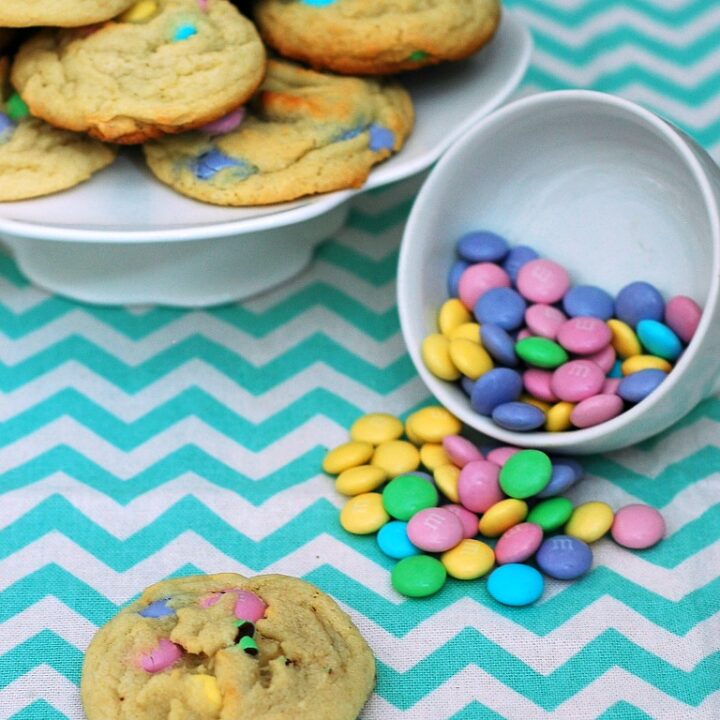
[[200, 107, 246, 136], [602, 377, 621, 395], [495, 522, 543, 564], [551, 360, 605, 402], [444, 504, 480, 538], [523, 369, 559, 403], [665, 295, 702, 344], [611, 504, 665, 549], [458, 263, 511, 309], [457, 460, 504, 513], [443, 435, 483, 467], [485, 446, 521, 467], [570, 394, 623, 428], [137, 638, 183, 673], [516, 259, 570, 304], [407, 508, 464, 552], [234, 591, 267, 623], [588, 344, 616, 373], [557, 317, 612, 355], [525, 304, 566, 340]]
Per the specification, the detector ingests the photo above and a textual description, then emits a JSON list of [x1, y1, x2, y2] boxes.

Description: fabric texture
[[1, 0, 719, 717]]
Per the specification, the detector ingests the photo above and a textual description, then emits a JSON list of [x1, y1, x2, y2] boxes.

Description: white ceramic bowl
[[0, 13, 531, 307], [398, 90, 720, 455]]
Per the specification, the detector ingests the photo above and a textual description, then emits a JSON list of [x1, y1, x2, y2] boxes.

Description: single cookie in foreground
[[254, 0, 501, 75], [0, 60, 116, 202], [0, 0, 136, 27], [81, 573, 375, 720], [143, 59, 414, 205], [10, 0, 266, 143]]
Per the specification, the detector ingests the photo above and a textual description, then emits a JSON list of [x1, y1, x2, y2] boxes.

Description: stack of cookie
[[0, 0, 501, 206]]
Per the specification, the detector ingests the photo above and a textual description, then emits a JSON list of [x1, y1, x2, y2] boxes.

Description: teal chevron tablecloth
[[2, 1, 720, 718]]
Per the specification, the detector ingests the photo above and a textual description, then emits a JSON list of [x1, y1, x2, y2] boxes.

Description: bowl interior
[[399, 91, 718, 451]]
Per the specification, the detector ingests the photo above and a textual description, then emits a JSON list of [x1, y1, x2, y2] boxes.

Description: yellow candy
[[433, 464, 460, 502], [186, 674, 222, 713], [335, 465, 387, 496], [565, 501, 614, 543], [350, 413, 403, 445], [478, 499, 528, 537], [520, 394, 551, 413], [119, 0, 159, 22], [340, 493, 389, 534], [371, 440, 420, 477], [419, 443, 450, 471], [405, 419, 423, 446], [448, 322, 481, 343], [449, 339, 494, 380], [406, 406, 462, 444], [621, 355, 672, 375], [441, 539, 495, 580], [608, 319, 642, 358], [438, 299, 472, 337], [546, 401, 574, 432], [322, 441, 374, 475], [421, 334, 460, 381]]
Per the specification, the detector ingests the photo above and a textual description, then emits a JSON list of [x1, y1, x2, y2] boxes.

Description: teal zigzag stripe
[[10, 702, 69, 720]]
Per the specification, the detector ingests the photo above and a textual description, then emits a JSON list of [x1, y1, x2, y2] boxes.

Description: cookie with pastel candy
[[0, 0, 137, 27]]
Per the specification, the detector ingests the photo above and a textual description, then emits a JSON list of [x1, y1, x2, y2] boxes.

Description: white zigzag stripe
[[363, 667, 720, 719], [0, 669, 82, 720], [0, 533, 717, 603], [517, 5, 720, 46], [0, 363, 426, 423], [521, 0, 712, 11]]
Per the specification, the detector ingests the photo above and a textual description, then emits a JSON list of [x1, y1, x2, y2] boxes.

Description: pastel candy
[[350, 413, 403, 445], [173, 23, 198, 41], [439, 298, 472, 336], [447, 259, 470, 297], [470, 368, 523, 415], [636, 319, 683, 361], [383, 474, 438, 520], [341, 493, 389, 534], [372, 440, 421, 477], [444, 504, 480, 538], [485, 446, 520, 467], [407, 406, 461, 443], [611, 504, 665, 549], [617, 369, 667, 403], [192, 149, 247, 180], [200, 108, 246, 135], [442, 435, 483, 467], [487, 564, 544, 606], [551, 360, 605, 402], [422, 333, 460, 381], [523, 369, 559, 403], [407, 507, 464, 552], [502, 245, 539, 282], [478, 498, 528, 537], [494, 522, 543, 564], [570, 394, 624, 428], [562, 285, 614, 320], [323, 441, 373, 474], [441, 539, 495, 580], [527, 497, 573, 532], [491, 401, 545, 431], [481, 324, 518, 366], [556, 317, 612, 355], [234, 591, 267, 623], [516, 259, 570, 304], [458, 263, 511, 309], [621, 355, 672, 375], [377, 521, 421, 559], [456, 231, 509, 263], [137, 638, 183, 672], [587, 344, 616, 373], [368, 124, 395, 151], [535, 462, 577, 498], [474, 287, 527, 331], [536, 535, 593, 580], [138, 598, 175, 618], [602, 377, 621, 395], [615, 281, 664, 327], [565, 501, 614, 543], [665, 295, 702, 344], [458, 460, 504, 513], [525, 303, 567, 340], [515, 337, 568, 369], [0, 113, 14, 142], [391, 555, 447, 597], [499, 449, 552, 499]]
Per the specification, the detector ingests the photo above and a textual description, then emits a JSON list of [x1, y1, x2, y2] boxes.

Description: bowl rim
[[397, 89, 720, 452]]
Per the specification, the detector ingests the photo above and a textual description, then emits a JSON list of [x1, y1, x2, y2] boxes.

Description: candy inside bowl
[[398, 90, 720, 455]]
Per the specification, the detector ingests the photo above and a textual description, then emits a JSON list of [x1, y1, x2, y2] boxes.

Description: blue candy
[[615, 281, 665, 327], [481, 324, 518, 367], [368, 124, 395, 152], [456, 231, 509, 263], [138, 598, 175, 618], [447, 259, 470, 297], [0, 113, 14, 143], [536, 463, 578, 498], [470, 367, 523, 416], [536, 535, 593, 580], [608, 359, 623, 378], [377, 521, 421, 559], [460, 376, 476, 396], [562, 285, 615, 320], [636, 319, 682, 360], [303, 0, 335, 5], [172, 24, 197, 41], [491, 401, 545, 431], [617, 368, 668, 403], [192, 149, 255, 180], [474, 287, 527, 331], [336, 126, 364, 142], [502, 245, 539, 282], [487, 564, 544, 606]]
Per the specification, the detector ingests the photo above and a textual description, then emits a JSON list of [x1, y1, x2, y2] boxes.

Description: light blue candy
[[456, 231, 509, 263], [617, 368, 668, 403], [368, 124, 395, 152], [608, 359, 623, 378], [470, 367, 523, 416], [615, 281, 664, 327], [536, 462, 578, 498], [636, 319, 683, 360], [377, 521, 421, 559], [173, 24, 197, 41], [487, 564, 544, 606], [491, 401, 545, 432], [502, 245, 539, 283], [474, 287, 527, 331], [481, 324, 518, 367], [536, 536, 593, 580], [448, 260, 470, 297], [303, 0, 335, 5], [562, 285, 614, 320]]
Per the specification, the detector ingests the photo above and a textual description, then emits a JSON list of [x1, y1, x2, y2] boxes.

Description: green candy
[[499, 449, 552, 499], [408, 50, 429, 62], [6, 93, 29, 122], [392, 555, 447, 598], [527, 497, 574, 532], [382, 474, 438, 521], [515, 337, 568, 369], [239, 635, 258, 655]]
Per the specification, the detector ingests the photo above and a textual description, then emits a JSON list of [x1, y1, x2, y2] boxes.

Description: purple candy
[[481, 323, 518, 367], [199, 107, 246, 135], [368, 124, 395, 151], [536, 535, 593, 580], [491, 401, 545, 432], [562, 285, 615, 320], [448, 260, 470, 297], [617, 369, 668, 403], [456, 231, 509, 263], [138, 598, 175, 618], [461, 376, 476, 396], [192, 149, 249, 180], [0, 112, 14, 141], [474, 287, 527, 331], [470, 368, 523, 416], [502, 245, 539, 283], [615, 281, 665, 327]]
